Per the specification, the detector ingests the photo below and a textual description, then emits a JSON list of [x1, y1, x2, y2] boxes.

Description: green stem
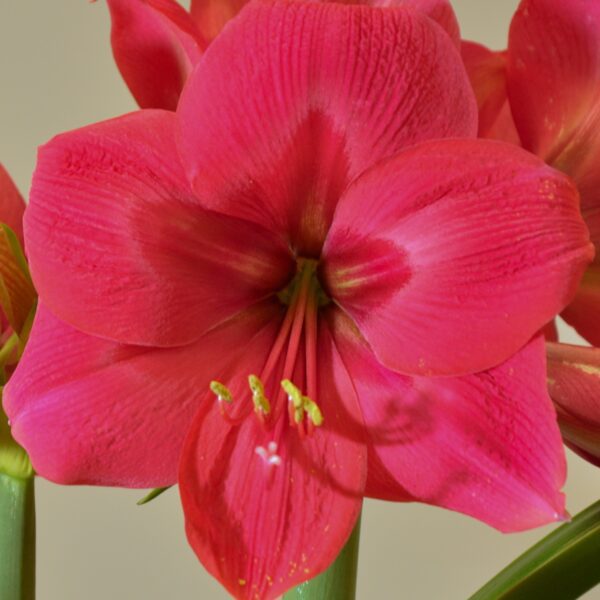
[[0, 474, 35, 600], [284, 514, 361, 600], [469, 500, 600, 600]]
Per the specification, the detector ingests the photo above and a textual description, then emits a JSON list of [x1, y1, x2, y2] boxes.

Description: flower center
[[209, 259, 328, 443]]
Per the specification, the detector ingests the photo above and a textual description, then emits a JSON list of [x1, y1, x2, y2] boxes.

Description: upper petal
[[3, 301, 282, 487], [179, 320, 366, 599], [547, 342, 600, 467], [26, 110, 292, 347], [189, 0, 249, 42], [330, 308, 567, 532], [460, 41, 520, 144], [0, 164, 26, 243], [177, 0, 476, 256], [322, 138, 593, 376], [107, 0, 206, 110], [507, 0, 600, 221]]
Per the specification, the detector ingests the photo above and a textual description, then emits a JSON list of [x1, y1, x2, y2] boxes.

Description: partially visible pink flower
[[104, 0, 460, 109], [0, 164, 34, 480], [461, 0, 600, 345], [0, 164, 35, 343], [5, 3, 594, 598], [547, 343, 600, 467], [0, 164, 25, 245]]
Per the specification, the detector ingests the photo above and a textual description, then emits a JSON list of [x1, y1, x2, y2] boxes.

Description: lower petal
[[3, 301, 281, 487], [179, 323, 366, 599], [330, 307, 567, 532]]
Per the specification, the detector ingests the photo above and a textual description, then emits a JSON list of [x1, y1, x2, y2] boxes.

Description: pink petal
[[547, 342, 600, 467], [330, 308, 567, 532], [323, 138, 593, 376], [189, 0, 460, 46], [0, 164, 25, 243], [177, 1, 476, 256], [561, 264, 600, 346], [179, 321, 366, 599], [107, 0, 206, 110], [460, 41, 520, 144], [3, 301, 282, 487], [507, 0, 600, 220], [26, 110, 292, 347], [189, 0, 249, 43], [335, 0, 460, 46]]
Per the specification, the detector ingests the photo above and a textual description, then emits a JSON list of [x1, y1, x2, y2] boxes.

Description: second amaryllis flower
[[4, 2, 594, 598]]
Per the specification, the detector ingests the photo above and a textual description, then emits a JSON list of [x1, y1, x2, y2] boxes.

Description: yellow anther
[[294, 405, 305, 424], [303, 397, 323, 427], [210, 380, 233, 403], [248, 374, 271, 415], [281, 379, 303, 408]]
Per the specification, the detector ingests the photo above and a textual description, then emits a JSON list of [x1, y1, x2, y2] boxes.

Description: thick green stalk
[[284, 515, 361, 600], [469, 500, 600, 600], [0, 474, 35, 600]]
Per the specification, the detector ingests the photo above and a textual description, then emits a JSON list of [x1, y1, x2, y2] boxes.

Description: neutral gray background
[[1, 1, 598, 598]]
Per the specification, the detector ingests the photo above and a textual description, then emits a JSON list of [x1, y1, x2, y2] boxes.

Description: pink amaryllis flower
[[104, 0, 459, 109], [547, 343, 600, 467], [4, 2, 594, 597], [461, 0, 600, 346]]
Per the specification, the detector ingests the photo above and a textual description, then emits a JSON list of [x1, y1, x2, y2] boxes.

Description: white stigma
[[255, 441, 282, 467]]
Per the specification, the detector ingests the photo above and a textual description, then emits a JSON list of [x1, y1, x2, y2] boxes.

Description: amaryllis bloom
[[4, 2, 594, 598], [105, 0, 459, 109], [461, 0, 600, 346], [547, 343, 600, 467]]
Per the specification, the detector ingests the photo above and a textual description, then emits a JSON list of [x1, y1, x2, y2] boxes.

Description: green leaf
[[469, 500, 600, 600], [136, 486, 172, 506], [284, 514, 361, 600]]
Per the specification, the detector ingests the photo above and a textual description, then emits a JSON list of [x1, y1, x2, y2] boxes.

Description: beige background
[[1, 1, 599, 598]]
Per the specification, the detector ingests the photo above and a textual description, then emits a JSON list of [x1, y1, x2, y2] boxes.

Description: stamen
[[209, 380, 238, 422], [248, 374, 271, 419], [210, 380, 233, 404], [303, 397, 323, 427], [280, 379, 323, 434]]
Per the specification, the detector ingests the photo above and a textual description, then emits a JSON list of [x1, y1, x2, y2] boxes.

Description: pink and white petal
[[26, 110, 292, 347], [547, 342, 600, 467], [460, 41, 520, 144], [177, 1, 476, 255], [107, 0, 206, 110], [0, 164, 25, 243], [179, 322, 366, 599], [189, 0, 249, 43], [561, 264, 600, 346], [507, 0, 600, 196], [3, 301, 282, 487], [323, 138, 593, 376], [330, 309, 567, 531]]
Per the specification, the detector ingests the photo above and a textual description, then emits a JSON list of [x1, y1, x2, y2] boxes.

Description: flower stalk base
[[284, 514, 361, 600], [0, 474, 35, 600]]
